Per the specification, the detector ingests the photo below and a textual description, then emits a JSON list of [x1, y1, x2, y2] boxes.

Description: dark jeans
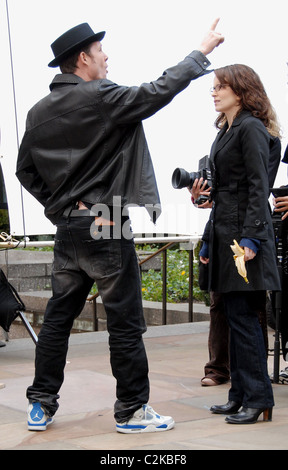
[[204, 292, 268, 384], [27, 216, 149, 422], [223, 291, 274, 409]]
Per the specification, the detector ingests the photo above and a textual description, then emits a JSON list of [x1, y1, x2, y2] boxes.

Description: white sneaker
[[116, 404, 175, 433], [27, 402, 53, 431]]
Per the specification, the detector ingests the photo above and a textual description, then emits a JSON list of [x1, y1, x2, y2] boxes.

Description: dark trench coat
[[205, 110, 281, 293]]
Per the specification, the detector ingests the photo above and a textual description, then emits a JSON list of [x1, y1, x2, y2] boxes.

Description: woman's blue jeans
[[26, 215, 149, 422], [223, 291, 274, 409]]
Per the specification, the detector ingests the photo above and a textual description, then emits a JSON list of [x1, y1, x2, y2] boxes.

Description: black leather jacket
[[16, 50, 211, 224]]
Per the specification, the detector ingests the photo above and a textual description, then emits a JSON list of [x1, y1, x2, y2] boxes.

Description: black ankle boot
[[210, 401, 241, 415], [225, 407, 273, 424]]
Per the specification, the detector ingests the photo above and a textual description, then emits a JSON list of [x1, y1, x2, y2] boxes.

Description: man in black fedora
[[17, 20, 224, 433]]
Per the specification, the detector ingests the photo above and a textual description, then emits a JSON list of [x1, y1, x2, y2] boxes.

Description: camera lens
[[172, 168, 192, 189]]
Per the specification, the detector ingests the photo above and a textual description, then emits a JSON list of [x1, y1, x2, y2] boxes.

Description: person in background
[[16, 20, 224, 433], [273, 145, 288, 220], [272, 144, 288, 379]]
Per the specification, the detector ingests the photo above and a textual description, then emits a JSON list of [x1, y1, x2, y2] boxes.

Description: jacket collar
[[210, 110, 253, 163], [49, 73, 85, 91], [230, 109, 252, 128]]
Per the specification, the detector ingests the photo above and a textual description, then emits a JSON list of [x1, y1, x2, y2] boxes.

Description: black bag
[[0, 269, 25, 332]]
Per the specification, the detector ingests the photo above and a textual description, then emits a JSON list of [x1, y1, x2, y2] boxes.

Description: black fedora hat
[[48, 23, 105, 68]]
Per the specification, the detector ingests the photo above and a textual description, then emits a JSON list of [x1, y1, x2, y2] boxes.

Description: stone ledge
[[0, 248, 161, 293], [0, 250, 53, 293]]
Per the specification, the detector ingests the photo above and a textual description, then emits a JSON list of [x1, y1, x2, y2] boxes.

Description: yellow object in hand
[[230, 239, 249, 284]]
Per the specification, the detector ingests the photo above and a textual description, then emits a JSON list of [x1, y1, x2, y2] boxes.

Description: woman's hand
[[188, 178, 212, 208], [243, 247, 256, 262], [190, 177, 208, 198], [200, 256, 209, 264], [273, 196, 288, 220]]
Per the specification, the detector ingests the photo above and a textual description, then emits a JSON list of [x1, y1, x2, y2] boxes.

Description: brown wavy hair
[[214, 64, 281, 137]]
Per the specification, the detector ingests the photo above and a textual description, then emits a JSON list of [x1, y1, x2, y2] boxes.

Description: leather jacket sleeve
[[16, 50, 211, 222], [96, 50, 211, 124]]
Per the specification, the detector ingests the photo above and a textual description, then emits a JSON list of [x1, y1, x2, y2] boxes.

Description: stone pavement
[[1, 321, 288, 451]]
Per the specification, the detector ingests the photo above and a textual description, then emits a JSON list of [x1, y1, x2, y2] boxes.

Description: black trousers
[[223, 291, 274, 409], [27, 216, 149, 422]]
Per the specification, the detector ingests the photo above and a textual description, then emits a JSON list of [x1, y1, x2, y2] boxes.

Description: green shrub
[[139, 244, 210, 306]]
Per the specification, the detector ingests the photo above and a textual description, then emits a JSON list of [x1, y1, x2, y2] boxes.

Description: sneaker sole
[[28, 417, 54, 432], [116, 420, 175, 434]]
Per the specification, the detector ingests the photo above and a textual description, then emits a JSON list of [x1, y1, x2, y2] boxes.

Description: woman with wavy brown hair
[[214, 64, 280, 137], [200, 64, 281, 424]]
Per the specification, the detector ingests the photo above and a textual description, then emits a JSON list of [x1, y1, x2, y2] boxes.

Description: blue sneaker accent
[[27, 402, 53, 431], [116, 404, 174, 434]]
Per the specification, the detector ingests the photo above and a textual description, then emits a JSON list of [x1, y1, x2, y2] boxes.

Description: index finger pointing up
[[210, 18, 220, 31]]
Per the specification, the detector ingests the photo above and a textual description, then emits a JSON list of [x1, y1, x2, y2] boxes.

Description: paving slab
[[0, 322, 288, 451]]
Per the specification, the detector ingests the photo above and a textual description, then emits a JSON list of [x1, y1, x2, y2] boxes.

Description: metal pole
[[189, 250, 193, 322], [162, 249, 167, 325], [18, 311, 38, 345]]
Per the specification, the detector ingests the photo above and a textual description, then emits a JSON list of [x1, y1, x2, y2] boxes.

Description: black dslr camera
[[172, 155, 213, 205]]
